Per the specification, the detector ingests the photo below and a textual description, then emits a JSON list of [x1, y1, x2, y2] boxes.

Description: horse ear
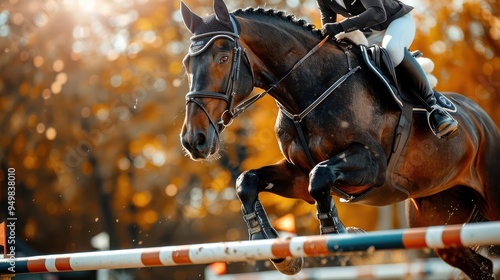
[[213, 0, 230, 28], [180, 1, 203, 34]]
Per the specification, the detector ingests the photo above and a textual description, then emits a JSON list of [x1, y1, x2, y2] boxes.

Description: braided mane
[[232, 7, 322, 38]]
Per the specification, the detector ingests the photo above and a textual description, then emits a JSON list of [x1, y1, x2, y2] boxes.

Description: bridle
[[185, 15, 360, 167], [185, 15, 331, 140], [185, 15, 252, 139]]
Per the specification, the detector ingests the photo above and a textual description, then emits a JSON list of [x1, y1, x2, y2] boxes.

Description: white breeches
[[366, 12, 416, 66]]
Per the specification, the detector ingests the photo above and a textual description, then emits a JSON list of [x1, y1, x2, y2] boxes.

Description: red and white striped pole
[[1, 221, 499, 275]]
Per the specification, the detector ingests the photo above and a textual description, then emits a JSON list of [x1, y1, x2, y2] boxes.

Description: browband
[[188, 15, 240, 56]]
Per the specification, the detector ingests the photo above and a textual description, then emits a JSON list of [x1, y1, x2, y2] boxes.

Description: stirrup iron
[[427, 106, 459, 139]]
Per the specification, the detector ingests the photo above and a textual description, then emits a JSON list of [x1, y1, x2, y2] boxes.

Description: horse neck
[[237, 16, 348, 111]]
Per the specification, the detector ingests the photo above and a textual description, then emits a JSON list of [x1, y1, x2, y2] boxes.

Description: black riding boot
[[396, 48, 458, 139]]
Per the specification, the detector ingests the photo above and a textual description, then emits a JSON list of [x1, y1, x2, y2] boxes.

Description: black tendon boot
[[241, 200, 279, 240], [316, 200, 366, 234], [316, 200, 348, 234], [396, 48, 458, 139], [241, 200, 303, 275]]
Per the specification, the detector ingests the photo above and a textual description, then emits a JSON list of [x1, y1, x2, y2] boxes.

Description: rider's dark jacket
[[317, 0, 413, 32]]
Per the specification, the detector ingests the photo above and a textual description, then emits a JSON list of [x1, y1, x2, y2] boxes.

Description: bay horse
[[179, 0, 500, 278]]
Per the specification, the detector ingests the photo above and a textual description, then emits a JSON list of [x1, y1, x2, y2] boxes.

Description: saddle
[[360, 44, 457, 113]]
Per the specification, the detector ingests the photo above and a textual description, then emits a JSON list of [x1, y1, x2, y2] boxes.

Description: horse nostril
[[194, 131, 207, 150], [181, 130, 209, 155]]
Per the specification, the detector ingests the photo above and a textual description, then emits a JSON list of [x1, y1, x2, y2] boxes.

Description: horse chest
[[276, 124, 338, 167]]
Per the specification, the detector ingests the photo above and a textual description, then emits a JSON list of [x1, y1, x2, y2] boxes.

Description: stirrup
[[427, 106, 459, 139]]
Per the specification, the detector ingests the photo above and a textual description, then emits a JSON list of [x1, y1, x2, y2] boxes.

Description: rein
[[232, 35, 331, 120]]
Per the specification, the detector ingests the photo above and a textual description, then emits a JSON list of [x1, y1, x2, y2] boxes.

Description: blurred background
[[0, 0, 498, 279]]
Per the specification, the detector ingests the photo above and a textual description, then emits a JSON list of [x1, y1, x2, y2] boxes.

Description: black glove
[[321, 23, 344, 37]]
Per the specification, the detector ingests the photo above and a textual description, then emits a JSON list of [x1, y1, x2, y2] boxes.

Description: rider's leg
[[395, 50, 458, 139], [380, 13, 415, 66], [383, 13, 458, 139]]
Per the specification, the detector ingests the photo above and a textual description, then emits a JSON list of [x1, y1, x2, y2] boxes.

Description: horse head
[[180, 0, 254, 161]]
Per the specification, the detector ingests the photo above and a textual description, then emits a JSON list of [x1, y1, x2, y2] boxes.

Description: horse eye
[[218, 55, 229, 64]]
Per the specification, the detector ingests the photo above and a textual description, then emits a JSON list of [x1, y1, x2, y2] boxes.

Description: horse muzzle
[[180, 122, 220, 161], [180, 91, 234, 160]]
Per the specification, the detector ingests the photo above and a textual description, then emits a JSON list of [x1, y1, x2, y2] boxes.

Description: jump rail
[[2, 222, 500, 275]]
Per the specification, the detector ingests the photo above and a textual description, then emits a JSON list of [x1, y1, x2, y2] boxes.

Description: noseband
[[185, 15, 253, 139]]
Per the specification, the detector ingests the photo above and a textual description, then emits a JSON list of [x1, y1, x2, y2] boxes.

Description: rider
[[318, 0, 458, 139]]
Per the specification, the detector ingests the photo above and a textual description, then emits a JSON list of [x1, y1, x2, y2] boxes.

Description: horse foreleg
[[309, 142, 386, 235], [235, 159, 311, 275]]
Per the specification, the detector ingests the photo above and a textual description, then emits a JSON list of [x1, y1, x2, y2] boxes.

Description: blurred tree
[[0, 0, 498, 279]]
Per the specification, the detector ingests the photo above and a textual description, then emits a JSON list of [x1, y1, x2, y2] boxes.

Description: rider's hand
[[321, 23, 344, 37]]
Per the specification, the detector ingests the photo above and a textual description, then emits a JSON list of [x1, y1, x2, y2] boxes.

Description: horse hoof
[[272, 257, 303, 275], [346, 226, 366, 234]]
